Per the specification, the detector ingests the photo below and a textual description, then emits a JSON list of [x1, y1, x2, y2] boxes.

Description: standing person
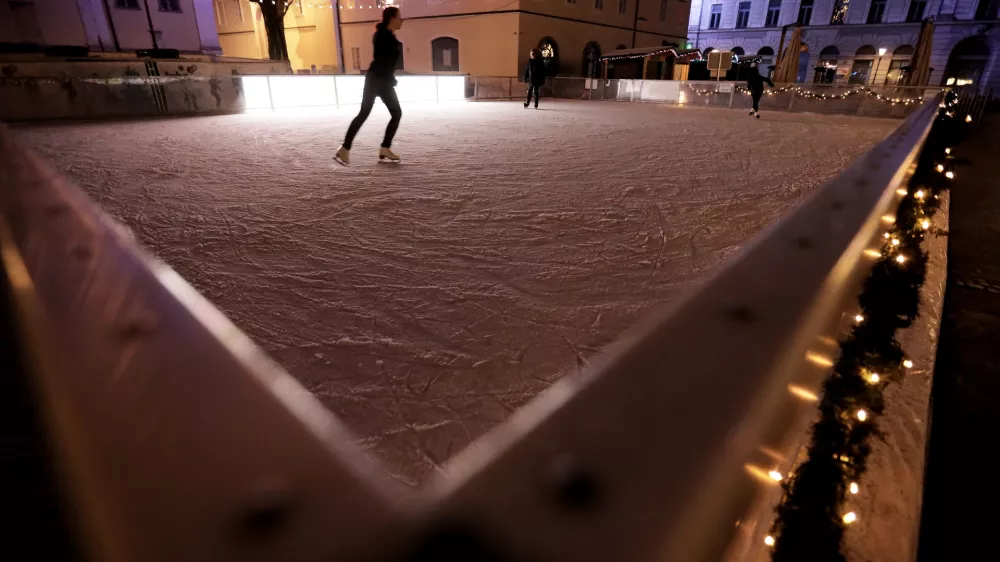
[[523, 49, 546, 109], [746, 63, 774, 119], [335, 7, 403, 166]]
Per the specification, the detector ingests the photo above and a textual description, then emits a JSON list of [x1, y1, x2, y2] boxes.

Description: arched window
[[815, 46, 839, 84], [732, 46, 745, 55], [942, 35, 991, 87], [538, 37, 560, 75], [855, 45, 877, 57], [757, 46, 775, 74], [703, 47, 715, 56], [582, 41, 601, 77], [885, 45, 914, 86], [850, 46, 876, 85], [431, 37, 459, 72]]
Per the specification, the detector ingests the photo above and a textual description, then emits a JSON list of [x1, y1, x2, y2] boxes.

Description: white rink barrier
[[242, 74, 466, 110]]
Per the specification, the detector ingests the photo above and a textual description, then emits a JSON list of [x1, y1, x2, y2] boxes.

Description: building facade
[[215, 0, 692, 76], [687, 0, 1000, 91], [0, 0, 221, 54]]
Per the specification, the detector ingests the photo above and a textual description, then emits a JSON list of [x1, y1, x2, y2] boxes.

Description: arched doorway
[[850, 45, 876, 84], [431, 37, 460, 72], [942, 36, 991, 87], [732, 46, 745, 56], [582, 41, 601, 78], [537, 37, 559, 75], [815, 45, 839, 83], [886, 45, 913, 85]]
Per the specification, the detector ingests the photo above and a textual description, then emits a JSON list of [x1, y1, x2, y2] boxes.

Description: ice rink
[[18, 100, 897, 484]]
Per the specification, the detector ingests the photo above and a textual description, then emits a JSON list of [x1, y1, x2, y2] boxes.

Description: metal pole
[[266, 76, 274, 111], [632, 0, 641, 48], [333, 0, 346, 73], [333, 76, 339, 108], [141, 0, 158, 50]]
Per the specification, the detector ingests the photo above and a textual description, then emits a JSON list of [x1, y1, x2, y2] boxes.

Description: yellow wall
[[341, 12, 521, 76], [214, 0, 691, 76]]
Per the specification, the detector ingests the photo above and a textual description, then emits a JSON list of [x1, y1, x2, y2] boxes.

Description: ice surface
[[18, 101, 896, 484]]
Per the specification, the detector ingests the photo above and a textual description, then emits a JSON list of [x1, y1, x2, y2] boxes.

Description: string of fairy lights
[[686, 85, 923, 105], [764, 93, 969, 562]]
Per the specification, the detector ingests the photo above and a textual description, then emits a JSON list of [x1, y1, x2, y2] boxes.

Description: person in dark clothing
[[523, 49, 546, 109], [746, 64, 774, 119], [336, 7, 403, 165]]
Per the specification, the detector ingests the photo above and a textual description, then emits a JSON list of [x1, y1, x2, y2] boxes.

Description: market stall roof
[[599, 47, 703, 62]]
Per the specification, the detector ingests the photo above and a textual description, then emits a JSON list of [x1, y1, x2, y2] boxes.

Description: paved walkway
[[918, 115, 1000, 561]]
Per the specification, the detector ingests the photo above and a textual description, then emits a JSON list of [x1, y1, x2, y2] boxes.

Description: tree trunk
[[260, 3, 289, 62]]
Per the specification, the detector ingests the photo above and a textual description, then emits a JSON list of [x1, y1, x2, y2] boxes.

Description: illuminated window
[[830, 0, 849, 24], [116, 0, 140, 8]]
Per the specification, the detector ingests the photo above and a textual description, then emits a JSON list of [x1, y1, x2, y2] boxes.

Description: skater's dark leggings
[[343, 75, 401, 149], [526, 84, 540, 107], [751, 90, 763, 112]]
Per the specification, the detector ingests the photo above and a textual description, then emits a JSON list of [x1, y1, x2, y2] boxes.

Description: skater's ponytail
[[376, 7, 400, 31]]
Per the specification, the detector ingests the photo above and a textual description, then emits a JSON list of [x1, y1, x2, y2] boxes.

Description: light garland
[[686, 84, 920, 105], [768, 98, 966, 562], [599, 47, 700, 62]]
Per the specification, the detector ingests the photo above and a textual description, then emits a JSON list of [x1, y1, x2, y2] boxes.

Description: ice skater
[[523, 49, 546, 109], [335, 7, 403, 166], [746, 64, 774, 119]]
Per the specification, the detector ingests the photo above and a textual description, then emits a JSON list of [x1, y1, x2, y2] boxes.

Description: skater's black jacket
[[746, 68, 774, 93], [367, 26, 401, 81], [523, 58, 547, 86]]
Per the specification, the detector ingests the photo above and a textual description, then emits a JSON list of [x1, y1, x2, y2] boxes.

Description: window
[[906, 0, 926, 21], [233, 0, 243, 22], [867, 0, 885, 23], [618, 0, 627, 14], [815, 46, 839, 83], [660, 0, 668, 21], [709, 4, 722, 28], [116, 0, 139, 8], [975, 0, 1000, 19], [731, 46, 745, 55], [158, 0, 181, 12], [830, 0, 849, 24], [213, 0, 225, 25], [595, 0, 604, 8], [885, 45, 913, 85], [567, 0, 577, 4], [765, 0, 781, 26], [797, 0, 813, 24], [757, 46, 775, 76], [432, 37, 459, 71], [351, 47, 361, 71], [735, 1, 751, 27]]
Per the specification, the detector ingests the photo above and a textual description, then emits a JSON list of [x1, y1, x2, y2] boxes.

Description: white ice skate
[[334, 146, 350, 166], [378, 147, 401, 163], [749, 110, 755, 117], [755, 112, 761, 119]]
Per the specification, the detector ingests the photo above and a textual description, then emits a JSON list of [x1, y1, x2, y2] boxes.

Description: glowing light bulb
[[945, 148, 952, 155], [936, 164, 945, 173], [921, 219, 931, 230], [896, 188, 908, 196], [850, 482, 859, 494], [883, 232, 891, 239], [855, 314, 865, 323], [946, 171, 955, 179], [857, 409, 868, 421], [915, 190, 925, 199], [903, 360, 914, 369], [843, 511, 858, 524], [891, 238, 900, 246], [896, 255, 906, 264], [769, 470, 783, 482], [882, 215, 896, 224], [869, 373, 880, 384], [966, 115, 973, 123], [765, 535, 776, 547]]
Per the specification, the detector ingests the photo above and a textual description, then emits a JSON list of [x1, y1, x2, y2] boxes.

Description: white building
[[687, 0, 999, 91], [0, 0, 221, 54]]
